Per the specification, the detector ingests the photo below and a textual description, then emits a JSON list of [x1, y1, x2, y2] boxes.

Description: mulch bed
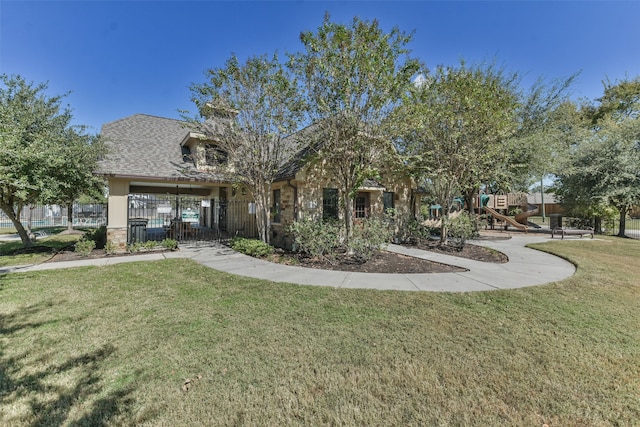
[[46, 248, 174, 263], [264, 241, 507, 274], [11, 239, 508, 275], [409, 241, 509, 264], [266, 250, 466, 274]]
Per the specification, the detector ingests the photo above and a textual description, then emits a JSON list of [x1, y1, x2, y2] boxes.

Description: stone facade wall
[[269, 159, 418, 249], [107, 227, 128, 252], [270, 183, 296, 249]]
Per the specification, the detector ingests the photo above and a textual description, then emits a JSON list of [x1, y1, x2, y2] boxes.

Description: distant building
[[527, 192, 563, 215]]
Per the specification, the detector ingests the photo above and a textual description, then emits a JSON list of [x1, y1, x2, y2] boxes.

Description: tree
[[188, 54, 303, 243], [558, 117, 639, 236], [504, 74, 579, 192], [0, 74, 101, 246], [393, 61, 520, 242], [555, 77, 640, 236], [42, 127, 106, 231], [289, 14, 420, 241]]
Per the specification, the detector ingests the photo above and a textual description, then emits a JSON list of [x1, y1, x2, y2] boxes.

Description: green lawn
[[1, 236, 639, 425], [0, 232, 82, 267]]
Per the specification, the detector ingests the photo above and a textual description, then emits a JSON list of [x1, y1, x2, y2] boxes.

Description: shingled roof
[[274, 122, 323, 181], [97, 114, 233, 183]]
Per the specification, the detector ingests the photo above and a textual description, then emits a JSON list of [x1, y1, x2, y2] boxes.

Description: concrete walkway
[[0, 234, 576, 292]]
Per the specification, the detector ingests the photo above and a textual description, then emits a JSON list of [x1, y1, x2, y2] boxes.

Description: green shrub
[[74, 238, 96, 257], [349, 218, 392, 262], [446, 211, 475, 249], [161, 238, 178, 250], [395, 215, 436, 244], [104, 240, 118, 255], [230, 237, 274, 258], [288, 218, 340, 261], [143, 240, 158, 250], [127, 242, 142, 253], [85, 226, 107, 249]]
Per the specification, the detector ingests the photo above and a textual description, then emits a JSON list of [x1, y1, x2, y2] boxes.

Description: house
[[527, 192, 563, 216], [97, 114, 254, 250], [269, 133, 419, 247], [97, 113, 420, 249]]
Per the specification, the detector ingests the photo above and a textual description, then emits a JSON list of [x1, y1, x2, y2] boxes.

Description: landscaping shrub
[[127, 242, 142, 253], [349, 218, 392, 262], [230, 237, 274, 258], [445, 210, 475, 249], [143, 240, 158, 250], [104, 240, 118, 255], [85, 226, 107, 249], [288, 218, 340, 261], [74, 238, 96, 257], [395, 215, 437, 244], [161, 238, 178, 250]]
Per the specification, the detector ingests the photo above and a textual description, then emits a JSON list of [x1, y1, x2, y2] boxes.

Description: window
[[204, 144, 228, 166], [272, 189, 281, 223], [383, 191, 395, 213], [322, 188, 339, 221], [354, 192, 370, 219]]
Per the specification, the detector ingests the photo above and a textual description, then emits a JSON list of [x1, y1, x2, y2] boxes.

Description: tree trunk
[[439, 197, 452, 245], [253, 185, 270, 244], [342, 191, 354, 244], [464, 190, 476, 214], [67, 204, 74, 231], [0, 203, 33, 247], [594, 216, 602, 234], [617, 206, 627, 237]]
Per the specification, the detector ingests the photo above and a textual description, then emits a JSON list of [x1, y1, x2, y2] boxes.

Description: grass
[[0, 232, 82, 267], [0, 236, 639, 425]]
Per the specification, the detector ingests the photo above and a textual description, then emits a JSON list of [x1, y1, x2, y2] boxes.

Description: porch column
[[106, 179, 130, 250]]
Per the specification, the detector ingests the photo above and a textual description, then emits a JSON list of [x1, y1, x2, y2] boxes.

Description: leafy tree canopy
[[0, 74, 102, 245], [289, 14, 420, 238], [395, 60, 521, 208], [188, 53, 304, 243], [554, 76, 640, 236]]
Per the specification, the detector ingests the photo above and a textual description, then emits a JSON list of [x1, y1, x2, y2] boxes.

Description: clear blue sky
[[2, 1, 639, 133]]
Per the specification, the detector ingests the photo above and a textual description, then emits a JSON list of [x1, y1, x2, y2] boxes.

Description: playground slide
[[484, 205, 528, 231], [515, 204, 540, 227]]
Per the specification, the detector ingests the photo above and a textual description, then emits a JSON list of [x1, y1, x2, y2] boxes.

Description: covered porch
[[106, 179, 257, 250]]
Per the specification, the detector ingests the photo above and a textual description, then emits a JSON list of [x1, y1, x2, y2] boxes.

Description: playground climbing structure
[[476, 193, 539, 232]]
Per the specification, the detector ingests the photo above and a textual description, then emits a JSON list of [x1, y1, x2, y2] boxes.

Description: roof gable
[[97, 114, 233, 183]]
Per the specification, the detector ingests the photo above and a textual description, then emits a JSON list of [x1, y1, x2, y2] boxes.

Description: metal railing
[[127, 194, 258, 244], [604, 216, 640, 239], [555, 215, 640, 239], [0, 203, 106, 229]]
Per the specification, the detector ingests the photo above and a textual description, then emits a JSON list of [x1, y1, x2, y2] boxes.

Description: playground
[[478, 193, 540, 232]]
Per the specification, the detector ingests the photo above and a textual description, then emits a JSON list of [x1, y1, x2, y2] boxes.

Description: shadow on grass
[[0, 302, 137, 426]]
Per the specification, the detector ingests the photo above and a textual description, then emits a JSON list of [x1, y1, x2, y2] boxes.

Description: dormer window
[[205, 144, 228, 166], [180, 131, 229, 170]]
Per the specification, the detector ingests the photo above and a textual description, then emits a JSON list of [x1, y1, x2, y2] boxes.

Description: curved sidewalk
[[188, 235, 576, 292], [2, 235, 575, 292]]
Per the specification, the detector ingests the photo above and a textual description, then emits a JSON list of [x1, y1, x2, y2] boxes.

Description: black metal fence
[[559, 215, 640, 239], [0, 203, 106, 229], [127, 194, 258, 244], [604, 217, 640, 239]]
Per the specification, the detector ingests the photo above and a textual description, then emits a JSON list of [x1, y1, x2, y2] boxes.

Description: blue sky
[[2, 1, 639, 133]]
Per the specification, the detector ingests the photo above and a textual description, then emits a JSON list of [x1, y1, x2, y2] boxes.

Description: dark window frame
[[354, 192, 370, 219], [383, 191, 395, 213], [322, 188, 339, 221], [204, 144, 228, 166], [272, 189, 281, 223]]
